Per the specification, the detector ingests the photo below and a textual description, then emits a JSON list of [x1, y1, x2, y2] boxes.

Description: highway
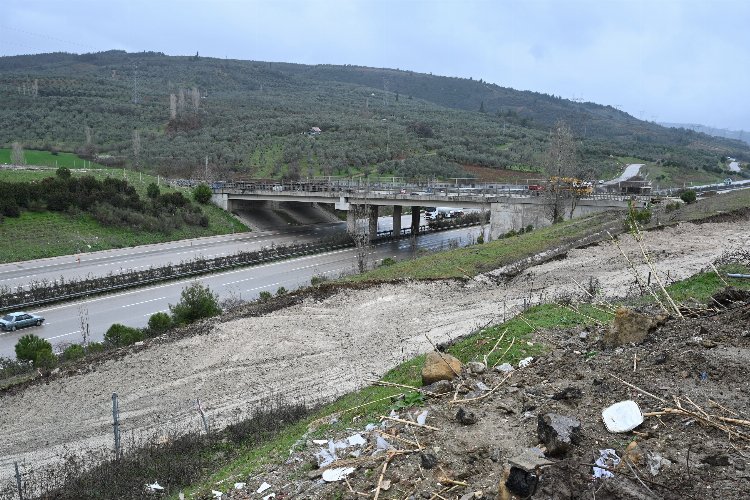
[[0, 222, 481, 357]]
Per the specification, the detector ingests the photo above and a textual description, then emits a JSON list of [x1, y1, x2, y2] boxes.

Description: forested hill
[[1, 50, 747, 183]]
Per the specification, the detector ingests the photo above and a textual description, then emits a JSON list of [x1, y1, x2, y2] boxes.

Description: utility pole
[[205, 156, 209, 180]]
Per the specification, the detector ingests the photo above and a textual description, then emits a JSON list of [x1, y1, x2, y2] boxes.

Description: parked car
[[0, 311, 45, 331]]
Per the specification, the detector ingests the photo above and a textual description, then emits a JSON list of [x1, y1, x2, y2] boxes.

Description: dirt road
[[0, 220, 747, 477]]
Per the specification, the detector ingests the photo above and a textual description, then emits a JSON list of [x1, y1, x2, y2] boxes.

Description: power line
[[1, 25, 98, 51]]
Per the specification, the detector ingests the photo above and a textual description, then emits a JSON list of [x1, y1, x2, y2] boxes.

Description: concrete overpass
[[211, 180, 647, 240]]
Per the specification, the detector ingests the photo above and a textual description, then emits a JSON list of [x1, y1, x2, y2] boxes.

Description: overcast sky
[[2, 0, 748, 131]]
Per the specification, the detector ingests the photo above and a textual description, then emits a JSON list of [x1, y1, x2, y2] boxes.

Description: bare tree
[[78, 305, 90, 346], [32, 78, 38, 98], [169, 93, 177, 119], [84, 125, 93, 146], [191, 86, 200, 110], [348, 203, 371, 273], [11, 142, 24, 165], [543, 120, 576, 223], [178, 88, 186, 114]]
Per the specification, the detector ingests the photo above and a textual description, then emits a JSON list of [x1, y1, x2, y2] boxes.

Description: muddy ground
[[0, 219, 748, 490], [235, 291, 750, 499]]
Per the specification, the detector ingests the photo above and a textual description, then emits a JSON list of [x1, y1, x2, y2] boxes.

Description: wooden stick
[[449, 372, 513, 404], [374, 429, 420, 449], [380, 415, 440, 431], [632, 225, 683, 319], [709, 262, 729, 287], [373, 456, 391, 500], [607, 231, 667, 312], [491, 337, 516, 369], [438, 477, 469, 487], [483, 329, 507, 366], [366, 379, 436, 396], [609, 374, 668, 404]]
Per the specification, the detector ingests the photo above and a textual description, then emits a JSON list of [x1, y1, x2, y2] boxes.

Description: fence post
[[112, 393, 121, 458], [196, 398, 209, 433], [14, 462, 23, 500]]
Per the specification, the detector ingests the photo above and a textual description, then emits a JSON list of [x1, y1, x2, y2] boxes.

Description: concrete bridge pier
[[368, 205, 379, 241], [392, 205, 402, 237], [346, 208, 356, 234], [411, 206, 420, 236]]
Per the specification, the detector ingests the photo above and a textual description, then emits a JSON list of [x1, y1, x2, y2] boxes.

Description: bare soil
[[0, 219, 748, 490]]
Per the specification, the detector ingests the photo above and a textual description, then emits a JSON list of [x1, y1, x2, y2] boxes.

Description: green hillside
[[1, 50, 748, 184]]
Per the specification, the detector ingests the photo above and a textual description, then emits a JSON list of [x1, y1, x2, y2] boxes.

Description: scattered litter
[[602, 400, 644, 432], [699, 371, 709, 381], [331, 439, 348, 450], [476, 381, 490, 391], [314, 448, 336, 467], [593, 449, 620, 478], [312, 439, 328, 445], [145, 481, 164, 492], [365, 423, 378, 431], [378, 479, 392, 491], [518, 357, 534, 368], [233, 482, 245, 490], [262, 494, 276, 500], [646, 451, 670, 476], [389, 409, 399, 418], [257, 482, 272, 494], [347, 433, 366, 446], [416, 410, 428, 426], [322, 467, 355, 482], [495, 362, 514, 373], [376, 436, 392, 450], [211, 490, 223, 498]]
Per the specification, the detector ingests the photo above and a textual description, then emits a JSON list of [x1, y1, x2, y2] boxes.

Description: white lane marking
[[122, 297, 168, 308], [143, 309, 169, 317], [48, 331, 79, 340], [245, 282, 280, 292]]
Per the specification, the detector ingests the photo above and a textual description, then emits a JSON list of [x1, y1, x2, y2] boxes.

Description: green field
[[0, 148, 107, 169], [0, 168, 246, 263]]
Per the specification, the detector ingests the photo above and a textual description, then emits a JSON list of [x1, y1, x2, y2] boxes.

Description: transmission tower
[[132, 63, 139, 104]]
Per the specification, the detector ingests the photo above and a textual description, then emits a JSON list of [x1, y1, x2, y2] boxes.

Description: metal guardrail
[[1, 219, 483, 312]]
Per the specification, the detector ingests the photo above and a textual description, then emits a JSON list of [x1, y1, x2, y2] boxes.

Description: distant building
[[308, 126, 322, 136], [602, 175, 652, 195]]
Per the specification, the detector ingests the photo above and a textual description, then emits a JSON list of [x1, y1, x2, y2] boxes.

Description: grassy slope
[[0, 148, 107, 168], [0, 169, 246, 263]]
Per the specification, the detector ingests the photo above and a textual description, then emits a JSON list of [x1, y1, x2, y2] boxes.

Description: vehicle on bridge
[[425, 207, 463, 220], [0, 311, 45, 331]]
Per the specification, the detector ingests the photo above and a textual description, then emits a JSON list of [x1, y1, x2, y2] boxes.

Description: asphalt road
[[0, 223, 480, 357]]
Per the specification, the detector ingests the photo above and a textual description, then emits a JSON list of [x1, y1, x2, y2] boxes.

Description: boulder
[[537, 413, 581, 457], [456, 407, 478, 425], [421, 351, 463, 385], [604, 307, 662, 346], [466, 361, 487, 374]]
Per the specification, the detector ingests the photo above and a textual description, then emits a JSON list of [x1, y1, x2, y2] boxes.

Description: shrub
[[680, 190, 697, 204], [104, 323, 145, 347], [34, 349, 58, 369], [259, 291, 272, 301], [380, 257, 397, 267], [147, 312, 172, 334], [86, 342, 105, 354], [665, 201, 681, 212], [15, 334, 53, 366], [56, 166, 72, 179], [476, 233, 484, 244], [62, 344, 86, 362], [193, 184, 212, 204], [311, 274, 328, 286], [276, 287, 287, 296], [170, 282, 221, 325], [526, 224, 534, 233], [146, 182, 160, 199]]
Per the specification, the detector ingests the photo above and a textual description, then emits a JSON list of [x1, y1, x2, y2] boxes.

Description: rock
[[604, 307, 662, 346], [734, 458, 746, 471], [702, 454, 730, 466], [466, 361, 486, 374], [508, 448, 554, 471], [700, 339, 718, 348], [421, 352, 463, 385], [424, 379, 453, 395], [551, 387, 582, 401], [537, 413, 581, 457], [494, 363, 514, 373], [653, 352, 668, 365], [420, 452, 438, 469], [505, 467, 538, 497], [456, 407, 478, 425]]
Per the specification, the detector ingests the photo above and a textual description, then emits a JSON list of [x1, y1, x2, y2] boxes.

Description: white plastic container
[[602, 400, 644, 433]]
